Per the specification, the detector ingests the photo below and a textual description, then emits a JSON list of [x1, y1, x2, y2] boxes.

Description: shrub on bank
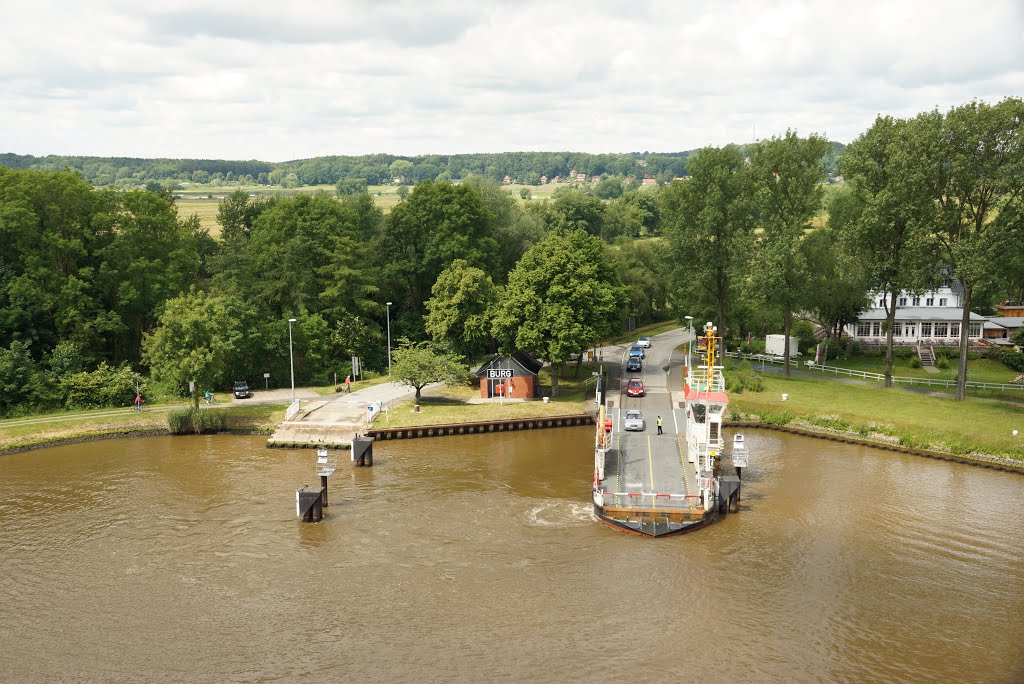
[[60, 363, 143, 410], [1000, 349, 1024, 372], [723, 361, 764, 394], [167, 408, 228, 434]]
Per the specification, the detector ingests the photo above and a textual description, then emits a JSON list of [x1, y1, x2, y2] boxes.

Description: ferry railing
[[723, 351, 1024, 392], [687, 366, 726, 393]]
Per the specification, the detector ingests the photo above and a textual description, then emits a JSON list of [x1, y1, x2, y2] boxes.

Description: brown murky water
[[2, 429, 1023, 682]]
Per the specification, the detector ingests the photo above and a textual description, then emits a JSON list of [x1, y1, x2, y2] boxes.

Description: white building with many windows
[[845, 281, 986, 346]]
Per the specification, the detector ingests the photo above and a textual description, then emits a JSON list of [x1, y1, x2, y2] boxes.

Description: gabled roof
[[474, 351, 542, 377]]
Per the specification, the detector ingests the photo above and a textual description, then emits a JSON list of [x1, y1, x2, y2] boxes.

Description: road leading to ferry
[[2, 428, 1023, 681]]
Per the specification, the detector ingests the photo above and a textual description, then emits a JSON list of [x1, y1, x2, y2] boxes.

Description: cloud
[[1, 0, 1022, 160]]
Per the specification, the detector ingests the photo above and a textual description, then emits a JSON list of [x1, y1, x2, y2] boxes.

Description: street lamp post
[[385, 302, 393, 377], [288, 318, 297, 404], [685, 315, 694, 369]]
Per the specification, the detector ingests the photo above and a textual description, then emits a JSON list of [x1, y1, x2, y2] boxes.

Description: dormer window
[[898, 297, 908, 306], [912, 297, 920, 306], [939, 298, 947, 306], [926, 298, 933, 306]]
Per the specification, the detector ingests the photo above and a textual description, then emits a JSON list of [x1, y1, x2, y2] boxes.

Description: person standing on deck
[[657, 416, 663, 435]]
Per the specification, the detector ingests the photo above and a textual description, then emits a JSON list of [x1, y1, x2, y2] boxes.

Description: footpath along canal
[[1, 429, 1023, 681]]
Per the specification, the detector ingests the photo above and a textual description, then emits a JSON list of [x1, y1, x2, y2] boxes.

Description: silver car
[[623, 409, 646, 432]]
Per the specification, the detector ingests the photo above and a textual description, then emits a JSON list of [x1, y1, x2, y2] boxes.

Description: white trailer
[[765, 334, 798, 358]]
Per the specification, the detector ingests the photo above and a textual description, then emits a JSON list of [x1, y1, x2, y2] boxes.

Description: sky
[[2, 0, 1023, 162]]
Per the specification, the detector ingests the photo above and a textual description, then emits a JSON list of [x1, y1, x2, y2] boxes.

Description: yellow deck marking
[[647, 434, 655, 509]]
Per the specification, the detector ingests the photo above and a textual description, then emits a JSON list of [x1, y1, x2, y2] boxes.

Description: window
[[878, 298, 885, 308], [934, 322, 948, 337], [921, 322, 932, 337], [950, 323, 960, 337], [969, 323, 981, 338], [898, 297, 908, 306], [857, 322, 871, 337], [912, 297, 920, 306], [892, 322, 903, 337], [926, 298, 934, 306], [872, 322, 881, 336], [939, 298, 947, 306]]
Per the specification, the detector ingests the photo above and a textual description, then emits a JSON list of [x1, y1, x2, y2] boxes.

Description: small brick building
[[475, 352, 542, 399]]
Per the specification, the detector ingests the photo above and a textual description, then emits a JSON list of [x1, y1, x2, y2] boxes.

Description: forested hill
[[0, 143, 844, 188]]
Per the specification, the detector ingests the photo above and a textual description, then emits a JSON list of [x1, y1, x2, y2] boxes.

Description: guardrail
[[285, 400, 302, 421], [724, 351, 1024, 392]]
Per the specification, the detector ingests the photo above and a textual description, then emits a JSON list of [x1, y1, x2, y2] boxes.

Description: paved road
[[600, 327, 698, 506]]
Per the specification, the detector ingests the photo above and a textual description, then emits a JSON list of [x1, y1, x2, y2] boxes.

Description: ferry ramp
[[603, 329, 699, 516]]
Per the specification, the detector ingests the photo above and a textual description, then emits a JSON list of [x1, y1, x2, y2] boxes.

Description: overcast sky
[[3, 0, 1022, 161]]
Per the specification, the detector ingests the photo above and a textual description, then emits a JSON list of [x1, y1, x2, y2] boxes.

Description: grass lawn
[[0, 403, 285, 454], [604, 320, 682, 346], [381, 367, 594, 428], [729, 373, 1024, 459], [382, 389, 588, 428], [822, 354, 1021, 384]]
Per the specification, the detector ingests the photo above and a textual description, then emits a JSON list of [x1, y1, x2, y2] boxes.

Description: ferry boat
[[592, 322, 745, 536]]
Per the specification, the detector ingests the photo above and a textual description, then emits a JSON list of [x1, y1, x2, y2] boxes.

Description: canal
[[1, 429, 1022, 682]]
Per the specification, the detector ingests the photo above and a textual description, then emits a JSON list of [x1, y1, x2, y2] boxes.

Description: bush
[[791, 320, 818, 354], [723, 360, 765, 393], [167, 408, 228, 434], [910, 357, 922, 368], [1000, 349, 1024, 372], [936, 356, 950, 370], [60, 363, 143, 410]]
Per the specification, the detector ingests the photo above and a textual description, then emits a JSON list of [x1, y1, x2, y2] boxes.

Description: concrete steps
[[267, 420, 363, 449]]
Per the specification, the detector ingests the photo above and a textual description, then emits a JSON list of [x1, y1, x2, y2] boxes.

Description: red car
[[625, 378, 645, 397]]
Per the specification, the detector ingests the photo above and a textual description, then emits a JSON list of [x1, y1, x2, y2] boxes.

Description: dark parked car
[[626, 357, 642, 372], [233, 381, 252, 399]]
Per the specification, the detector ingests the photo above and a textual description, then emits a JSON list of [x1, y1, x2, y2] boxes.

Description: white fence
[[285, 400, 302, 421], [724, 351, 1024, 392]]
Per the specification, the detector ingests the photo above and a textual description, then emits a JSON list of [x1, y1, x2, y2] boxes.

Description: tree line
[[0, 168, 673, 414], [1, 98, 1020, 415], [2, 146, 845, 191]]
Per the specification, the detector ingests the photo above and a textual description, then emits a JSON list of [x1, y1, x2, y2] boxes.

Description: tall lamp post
[[385, 302, 393, 377], [288, 318, 297, 404], [685, 315, 694, 369]]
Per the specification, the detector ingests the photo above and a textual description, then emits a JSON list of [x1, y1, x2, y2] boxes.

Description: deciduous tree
[[831, 115, 936, 385], [748, 132, 830, 375], [391, 342, 467, 403], [143, 290, 236, 408], [920, 98, 1024, 399], [492, 229, 625, 395], [661, 145, 755, 340], [425, 260, 498, 361]]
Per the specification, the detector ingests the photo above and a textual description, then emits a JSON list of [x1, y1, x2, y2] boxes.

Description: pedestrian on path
[[345, 375, 351, 393], [657, 416, 663, 435]]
